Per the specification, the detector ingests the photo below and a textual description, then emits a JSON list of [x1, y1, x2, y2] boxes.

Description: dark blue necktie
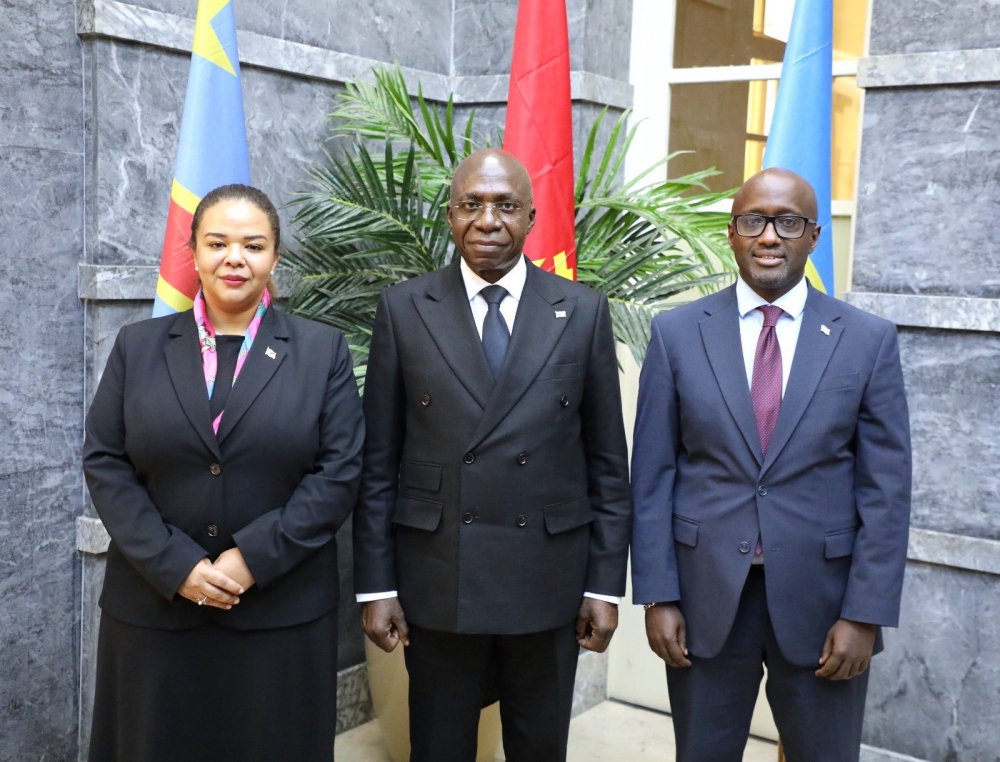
[[480, 285, 510, 382]]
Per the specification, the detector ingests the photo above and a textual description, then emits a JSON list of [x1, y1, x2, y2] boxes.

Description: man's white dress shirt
[[358, 256, 619, 604]]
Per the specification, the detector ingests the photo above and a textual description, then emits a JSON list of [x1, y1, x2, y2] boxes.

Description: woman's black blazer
[[83, 306, 364, 631]]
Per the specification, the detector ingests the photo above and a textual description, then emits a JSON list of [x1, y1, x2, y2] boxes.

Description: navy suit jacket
[[630, 283, 911, 667]]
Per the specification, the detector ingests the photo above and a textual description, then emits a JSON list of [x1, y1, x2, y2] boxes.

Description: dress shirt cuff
[[356, 591, 398, 603], [584, 592, 621, 605]]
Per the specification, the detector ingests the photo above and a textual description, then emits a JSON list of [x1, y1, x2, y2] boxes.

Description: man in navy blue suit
[[630, 168, 911, 762]]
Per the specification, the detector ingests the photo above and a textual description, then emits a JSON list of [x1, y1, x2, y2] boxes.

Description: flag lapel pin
[[265, 347, 277, 359], [555, 310, 567, 319], [820, 325, 831, 336]]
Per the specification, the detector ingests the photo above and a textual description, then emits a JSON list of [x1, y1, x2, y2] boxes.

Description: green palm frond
[[286, 64, 736, 384]]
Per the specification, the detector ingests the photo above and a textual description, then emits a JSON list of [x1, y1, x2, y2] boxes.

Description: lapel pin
[[820, 325, 831, 336], [555, 310, 567, 319], [265, 347, 277, 359]]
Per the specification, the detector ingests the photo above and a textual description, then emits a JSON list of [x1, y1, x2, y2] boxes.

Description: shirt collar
[[460, 254, 527, 303], [735, 275, 808, 320]]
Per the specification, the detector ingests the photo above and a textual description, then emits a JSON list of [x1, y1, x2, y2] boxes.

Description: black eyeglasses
[[732, 214, 817, 240], [451, 201, 526, 221]]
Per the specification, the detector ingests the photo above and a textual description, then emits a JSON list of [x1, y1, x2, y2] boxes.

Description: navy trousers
[[667, 567, 869, 762]]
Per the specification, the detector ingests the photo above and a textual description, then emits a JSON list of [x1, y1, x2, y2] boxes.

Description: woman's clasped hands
[[178, 548, 256, 609]]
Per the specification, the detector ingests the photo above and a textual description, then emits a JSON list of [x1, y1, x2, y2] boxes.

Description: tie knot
[[481, 285, 508, 306], [759, 305, 783, 327]]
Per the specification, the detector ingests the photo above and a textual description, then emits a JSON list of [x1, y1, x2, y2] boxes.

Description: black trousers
[[667, 567, 869, 762], [404, 620, 580, 762]]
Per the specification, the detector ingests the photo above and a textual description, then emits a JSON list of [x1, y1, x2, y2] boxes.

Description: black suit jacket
[[353, 258, 632, 635], [83, 307, 364, 631]]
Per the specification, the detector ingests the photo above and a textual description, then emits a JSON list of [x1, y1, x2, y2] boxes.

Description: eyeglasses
[[732, 214, 816, 239], [451, 201, 526, 221]]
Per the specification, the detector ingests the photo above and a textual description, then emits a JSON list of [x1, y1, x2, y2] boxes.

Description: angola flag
[[503, 0, 577, 280], [152, 0, 251, 317]]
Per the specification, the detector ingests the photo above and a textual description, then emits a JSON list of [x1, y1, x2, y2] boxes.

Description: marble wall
[[854, 2, 1000, 759], [1, 0, 634, 757], [0, 2, 85, 761]]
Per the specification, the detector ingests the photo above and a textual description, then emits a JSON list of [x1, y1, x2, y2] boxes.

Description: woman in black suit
[[84, 184, 363, 761]]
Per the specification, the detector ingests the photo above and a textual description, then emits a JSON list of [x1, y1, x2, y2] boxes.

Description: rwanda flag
[[152, 0, 251, 317], [762, 0, 834, 294]]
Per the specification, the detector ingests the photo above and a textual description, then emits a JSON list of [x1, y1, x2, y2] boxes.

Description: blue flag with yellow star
[[763, 0, 834, 294], [152, 0, 251, 317]]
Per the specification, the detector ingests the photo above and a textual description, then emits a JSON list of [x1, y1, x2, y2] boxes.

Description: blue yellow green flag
[[762, 0, 834, 294], [152, 0, 251, 317]]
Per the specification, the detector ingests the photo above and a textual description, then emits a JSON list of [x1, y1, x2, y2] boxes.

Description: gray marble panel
[[78, 553, 107, 759], [0, 465, 81, 762], [845, 292, 1000, 333], [869, 0, 1000, 57], [580, 0, 633, 82], [859, 49, 1000, 89], [336, 662, 375, 734], [860, 745, 928, 762], [898, 329, 1000, 541], [452, 0, 518, 77], [852, 86, 1000, 298], [115, 0, 452, 72], [0, 0, 82, 154], [863, 561, 1000, 761], [0, 146, 84, 476], [90, 40, 344, 266], [908, 528, 1000, 577], [572, 649, 608, 717]]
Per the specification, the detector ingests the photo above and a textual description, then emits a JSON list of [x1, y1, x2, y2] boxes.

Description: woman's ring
[[197, 596, 208, 606]]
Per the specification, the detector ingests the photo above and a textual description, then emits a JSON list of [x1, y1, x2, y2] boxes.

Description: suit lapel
[[760, 288, 843, 477], [699, 287, 763, 466], [412, 261, 496, 410], [468, 261, 574, 450], [165, 312, 222, 460], [215, 307, 288, 445]]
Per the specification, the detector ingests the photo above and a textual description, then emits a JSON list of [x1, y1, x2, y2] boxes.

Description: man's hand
[[576, 598, 618, 652], [361, 598, 410, 652], [645, 603, 691, 668], [816, 619, 876, 680], [213, 547, 256, 592], [178, 558, 243, 609]]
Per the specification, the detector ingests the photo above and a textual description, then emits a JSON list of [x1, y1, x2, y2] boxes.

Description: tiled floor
[[336, 700, 780, 761]]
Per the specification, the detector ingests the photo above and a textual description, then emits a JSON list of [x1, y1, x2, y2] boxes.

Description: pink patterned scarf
[[192, 288, 271, 433]]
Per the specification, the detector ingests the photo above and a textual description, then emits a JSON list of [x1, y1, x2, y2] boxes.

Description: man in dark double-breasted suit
[[631, 168, 911, 762], [353, 149, 632, 761]]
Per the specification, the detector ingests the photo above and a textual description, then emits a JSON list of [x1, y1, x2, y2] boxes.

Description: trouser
[[667, 567, 869, 762]]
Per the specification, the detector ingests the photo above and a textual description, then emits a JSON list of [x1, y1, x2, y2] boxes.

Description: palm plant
[[283, 65, 734, 388]]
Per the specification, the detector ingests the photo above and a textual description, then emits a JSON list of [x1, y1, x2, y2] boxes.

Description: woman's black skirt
[[88, 609, 339, 762]]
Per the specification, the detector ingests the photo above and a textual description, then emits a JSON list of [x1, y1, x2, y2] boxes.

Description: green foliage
[[283, 65, 734, 387]]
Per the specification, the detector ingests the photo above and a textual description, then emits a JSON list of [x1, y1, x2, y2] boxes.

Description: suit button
[[560, 396, 569, 407], [463, 452, 475, 464], [420, 394, 431, 407], [207, 525, 219, 537], [517, 515, 527, 527], [740, 541, 750, 553], [757, 485, 767, 496], [463, 512, 474, 524], [516, 453, 528, 465], [210, 463, 221, 476]]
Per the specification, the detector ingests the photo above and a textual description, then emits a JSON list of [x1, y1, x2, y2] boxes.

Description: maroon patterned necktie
[[751, 305, 784, 456], [751, 305, 783, 558]]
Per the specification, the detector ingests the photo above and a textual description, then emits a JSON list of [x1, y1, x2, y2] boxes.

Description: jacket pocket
[[535, 362, 583, 381], [672, 515, 699, 547], [401, 461, 442, 492], [815, 372, 859, 392], [543, 494, 594, 534], [393, 495, 443, 532], [824, 526, 860, 558]]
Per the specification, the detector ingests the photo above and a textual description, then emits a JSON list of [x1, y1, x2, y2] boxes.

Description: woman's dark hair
[[189, 184, 280, 298]]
